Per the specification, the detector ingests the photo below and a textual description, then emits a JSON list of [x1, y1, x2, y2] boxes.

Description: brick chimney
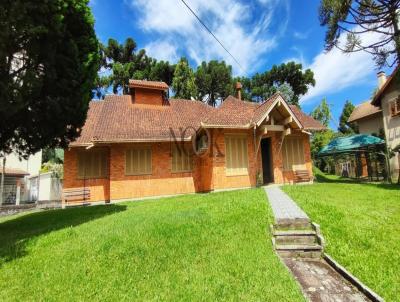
[[129, 80, 169, 106], [235, 82, 243, 100], [377, 71, 387, 89]]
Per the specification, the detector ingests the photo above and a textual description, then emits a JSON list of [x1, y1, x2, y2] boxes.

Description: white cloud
[[293, 30, 310, 40], [300, 29, 382, 104], [145, 40, 179, 62], [128, 0, 289, 75]]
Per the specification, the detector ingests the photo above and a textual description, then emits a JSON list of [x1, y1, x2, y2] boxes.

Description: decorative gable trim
[[255, 94, 303, 129]]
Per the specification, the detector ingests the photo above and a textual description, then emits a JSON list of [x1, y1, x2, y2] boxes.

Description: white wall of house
[[5, 150, 42, 176], [37, 172, 62, 201], [356, 114, 384, 135], [380, 82, 400, 179]]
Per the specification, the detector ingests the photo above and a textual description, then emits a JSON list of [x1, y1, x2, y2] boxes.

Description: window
[[77, 149, 108, 179], [389, 96, 400, 117], [172, 145, 193, 172], [225, 136, 248, 176], [125, 147, 152, 175], [282, 137, 305, 171]]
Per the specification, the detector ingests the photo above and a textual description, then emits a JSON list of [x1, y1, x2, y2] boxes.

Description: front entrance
[[261, 138, 274, 184]]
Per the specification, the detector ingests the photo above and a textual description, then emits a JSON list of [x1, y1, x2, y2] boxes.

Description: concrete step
[[273, 229, 316, 236], [276, 244, 323, 259], [274, 221, 312, 230], [275, 244, 322, 251], [275, 234, 316, 245], [277, 249, 323, 259]]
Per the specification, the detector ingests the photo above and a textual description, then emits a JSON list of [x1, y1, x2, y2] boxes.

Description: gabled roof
[[371, 65, 400, 106], [72, 95, 214, 145], [347, 100, 382, 123], [71, 92, 324, 146], [201, 93, 322, 130], [129, 80, 169, 90]]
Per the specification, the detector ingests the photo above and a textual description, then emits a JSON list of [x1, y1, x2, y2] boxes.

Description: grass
[[0, 189, 304, 301], [283, 172, 400, 302]]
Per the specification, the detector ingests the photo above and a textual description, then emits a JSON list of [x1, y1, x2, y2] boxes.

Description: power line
[[180, 0, 245, 72]]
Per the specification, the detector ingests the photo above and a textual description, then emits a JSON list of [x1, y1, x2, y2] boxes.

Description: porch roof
[[318, 134, 385, 156]]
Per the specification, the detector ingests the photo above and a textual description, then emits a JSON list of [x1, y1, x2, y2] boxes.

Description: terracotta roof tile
[[289, 105, 326, 130], [202, 96, 257, 127], [70, 91, 325, 146], [347, 100, 382, 123], [129, 80, 169, 90]]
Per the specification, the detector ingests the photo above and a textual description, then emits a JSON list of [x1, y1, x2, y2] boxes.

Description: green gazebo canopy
[[318, 134, 385, 157]]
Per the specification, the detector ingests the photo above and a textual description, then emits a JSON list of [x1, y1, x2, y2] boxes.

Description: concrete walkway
[[264, 186, 373, 302], [264, 186, 309, 224]]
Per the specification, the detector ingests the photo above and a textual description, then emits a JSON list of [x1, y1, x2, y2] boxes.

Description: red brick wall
[[210, 129, 258, 190], [63, 131, 314, 203], [133, 88, 164, 106], [63, 147, 110, 203]]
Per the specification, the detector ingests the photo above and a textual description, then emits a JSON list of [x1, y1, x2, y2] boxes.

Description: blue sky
[[90, 0, 393, 129]]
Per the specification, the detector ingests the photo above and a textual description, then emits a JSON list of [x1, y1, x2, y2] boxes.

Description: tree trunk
[[391, 3, 400, 62], [0, 157, 5, 205]]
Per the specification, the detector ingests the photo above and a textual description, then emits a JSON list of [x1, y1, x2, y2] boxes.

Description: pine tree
[[338, 100, 358, 134], [172, 58, 197, 99]]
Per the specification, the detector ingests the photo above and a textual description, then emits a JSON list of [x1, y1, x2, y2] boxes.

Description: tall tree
[[195, 60, 232, 106], [311, 98, 332, 127], [338, 100, 358, 134], [0, 0, 99, 204], [319, 0, 400, 68], [250, 62, 315, 106], [100, 38, 152, 94], [172, 57, 197, 99], [0, 0, 99, 157], [148, 61, 175, 86]]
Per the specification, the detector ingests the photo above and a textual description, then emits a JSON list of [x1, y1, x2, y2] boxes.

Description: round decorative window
[[193, 130, 210, 156]]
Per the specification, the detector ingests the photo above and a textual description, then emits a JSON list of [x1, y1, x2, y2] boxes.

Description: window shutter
[[390, 101, 396, 117], [282, 137, 306, 171], [172, 145, 192, 172], [126, 147, 152, 175], [225, 136, 248, 175], [77, 150, 108, 179]]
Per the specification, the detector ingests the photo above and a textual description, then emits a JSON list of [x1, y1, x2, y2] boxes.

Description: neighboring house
[[63, 80, 324, 204], [348, 68, 400, 180], [348, 100, 383, 136], [0, 151, 42, 204]]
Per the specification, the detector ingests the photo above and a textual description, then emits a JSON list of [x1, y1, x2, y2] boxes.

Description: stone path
[[284, 259, 368, 302], [264, 186, 372, 302], [264, 186, 309, 223]]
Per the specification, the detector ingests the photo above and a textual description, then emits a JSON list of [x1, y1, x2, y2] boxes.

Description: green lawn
[[283, 173, 400, 302], [0, 189, 304, 301]]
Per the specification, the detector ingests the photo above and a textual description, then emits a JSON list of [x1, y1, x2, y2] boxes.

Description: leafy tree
[[319, 0, 400, 68], [0, 0, 99, 158], [172, 57, 197, 99], [250, 62, 315, 106], [338, 100, 358, 134], [232, 76, 252, 100], [195, 60, 233, 106], [148, 60, 175, 86], [311, 98, 332, 127], [99, 38, 152, 94], [276, 82, 295, 104]]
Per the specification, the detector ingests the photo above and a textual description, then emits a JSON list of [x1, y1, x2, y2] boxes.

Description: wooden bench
[[63, 188, 90, 205], [294, 170, 312, 183]]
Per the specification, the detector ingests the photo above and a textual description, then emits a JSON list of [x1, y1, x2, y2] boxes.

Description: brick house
[[63, 80, 324, 204]]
